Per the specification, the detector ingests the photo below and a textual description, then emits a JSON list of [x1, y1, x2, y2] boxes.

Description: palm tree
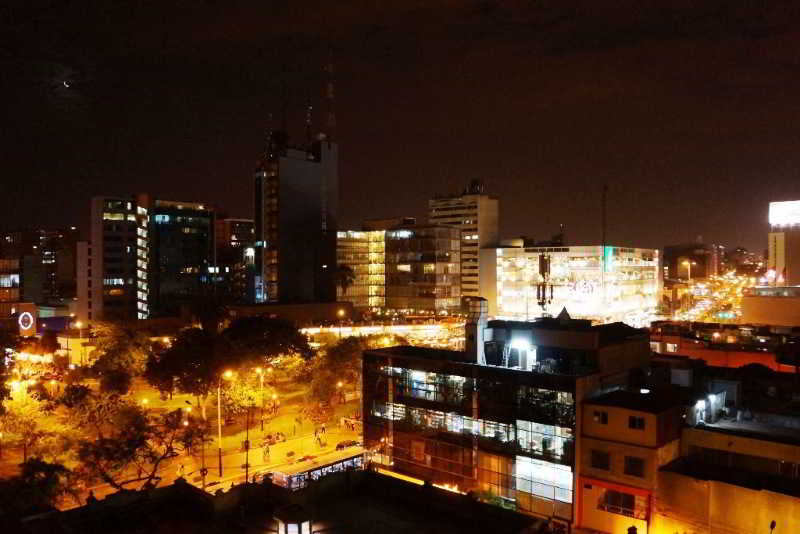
[[335, 264, 355, 297]]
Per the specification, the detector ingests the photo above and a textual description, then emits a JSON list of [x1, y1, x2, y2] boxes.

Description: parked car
[[297, 455, 316, 463]]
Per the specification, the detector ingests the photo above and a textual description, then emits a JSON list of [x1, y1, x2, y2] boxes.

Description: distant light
[[695, 399, 706, 410], [62, 80, 70, 88], [510, 338, 531, 351], [708, 394, 716, 402], [640, 388, 650, 394]]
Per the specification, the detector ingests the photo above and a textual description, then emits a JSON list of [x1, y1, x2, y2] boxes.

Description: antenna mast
[[324, 47, 336, 141]]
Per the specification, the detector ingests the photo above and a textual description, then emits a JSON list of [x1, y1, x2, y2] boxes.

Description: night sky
[[3, 1, 800, 253]]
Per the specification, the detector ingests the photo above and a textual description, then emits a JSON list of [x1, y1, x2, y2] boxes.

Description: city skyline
[[4, 2, 800, 252]]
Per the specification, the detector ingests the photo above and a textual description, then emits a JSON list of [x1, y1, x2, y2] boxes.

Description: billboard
[[769, 201, 800, 227]]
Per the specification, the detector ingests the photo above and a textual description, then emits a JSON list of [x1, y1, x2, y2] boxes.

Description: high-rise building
[[336, 229, 386, 310], [663, 242, 717, 281], [0, 227, 79, 301], [77, 195, 217, 322], [148, 200, 216, 317], [768, 200, 800, 285], [78, 195, 151, 322], [253, 134, 338, 304], [429, 180, 498, 299], [481, 245, 659, 326], [215, 217, 256, 302]]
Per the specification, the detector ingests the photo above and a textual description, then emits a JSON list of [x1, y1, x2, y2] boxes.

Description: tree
[[39, 330, 60, 354], [144, 328, 228, 419], [219, 379, 259, 418], [90, 322, 153, 378], [0, 459, 77, 520], [320, 334, 408, 387], [74, 401, 208, 491], [223, 316, 313, 362], [2, 395, 50, 462], [335, 264, 355, 296], [189, 294, 230, 333]]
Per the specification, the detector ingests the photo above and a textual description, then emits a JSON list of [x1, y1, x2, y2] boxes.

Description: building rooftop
[[662, 456, 800, 498], [585, 387, 687, 414]]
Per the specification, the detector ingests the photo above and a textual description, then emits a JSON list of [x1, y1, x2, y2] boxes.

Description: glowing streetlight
[[336, 381, 343, 388], [141, 398, 149, 406], [255, 368, 265, 431]]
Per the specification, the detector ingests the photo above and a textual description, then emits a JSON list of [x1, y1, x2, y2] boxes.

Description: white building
[[429, 180, 498, 299], [480, 245, 660, 327], [768, 200, 800, 286]]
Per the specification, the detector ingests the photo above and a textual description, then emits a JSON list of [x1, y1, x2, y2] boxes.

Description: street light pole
[[256, 368, 264, 432], [217, 379, 223, 477], [245, 401, 251, 483]]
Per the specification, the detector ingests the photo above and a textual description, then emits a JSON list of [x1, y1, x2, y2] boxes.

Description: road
[[70, 423, 362, 507]]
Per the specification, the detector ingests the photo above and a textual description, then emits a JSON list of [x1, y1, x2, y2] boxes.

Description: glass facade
[[496, 245, 659, 327], [364, 353, 576, 521]]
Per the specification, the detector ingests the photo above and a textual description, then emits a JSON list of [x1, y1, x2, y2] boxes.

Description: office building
[[336, 224, 461, 314], [0, 227, 79, 301], [768, 200, 800, 286], [77, 195, 150, 321], [482, 245, 659, 326], [148, 200, 216, 317], [216, 217, 256, 302], [336, 229, 386, 310], [363, 303, 650, 527], [384, 224, 461, 313], [253, 131, 338, 304], [429, 180, 498, 298], [77, 195, 217, 322]]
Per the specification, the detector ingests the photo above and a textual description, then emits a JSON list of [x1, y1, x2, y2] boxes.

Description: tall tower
[[253, 58, 339, 304]]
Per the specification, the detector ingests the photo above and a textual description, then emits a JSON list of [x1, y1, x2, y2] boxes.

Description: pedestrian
[[178, 464, 185, 478], [322, 422, 326, 434], [86, 490, 98, 505]]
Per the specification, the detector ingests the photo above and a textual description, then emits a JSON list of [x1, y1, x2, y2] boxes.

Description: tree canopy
[[223, 316, 312, 361]]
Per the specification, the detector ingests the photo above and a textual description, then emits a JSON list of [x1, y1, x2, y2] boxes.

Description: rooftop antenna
[[324, 46, 336, 141], [601, 184, 608, 320]]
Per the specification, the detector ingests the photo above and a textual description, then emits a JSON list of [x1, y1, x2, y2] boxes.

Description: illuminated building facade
[[429, 180, 499, 298], [148, 200, 216, 317], [78, 195, 151, 321], [385, 225, 461, 313], [768, 200, 800, 286], [484, 245, 659, 326], [336, 230, 386, 310], [0, 227, 79, 301], [253, 134, 338, 304], [363, 308, 650, 526], [336, 224, 461, 314]]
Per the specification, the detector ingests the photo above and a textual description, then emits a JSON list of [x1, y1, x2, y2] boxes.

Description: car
[[297, 455, 316, 463], [335, 440, 361, 451]]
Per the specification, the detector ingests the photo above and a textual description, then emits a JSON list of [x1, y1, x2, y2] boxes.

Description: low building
[[579, 388, 684, 534], [362, 303, 650, 528]]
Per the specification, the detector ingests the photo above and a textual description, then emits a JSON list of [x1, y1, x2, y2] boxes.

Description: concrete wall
[[741, 295, 800, 327], [681, 427, 800, 464], [584, 406, 660, 448]]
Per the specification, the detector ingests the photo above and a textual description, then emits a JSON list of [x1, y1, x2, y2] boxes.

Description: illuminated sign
[[18, 312, 34, 330], [769, 201, 800, 226]]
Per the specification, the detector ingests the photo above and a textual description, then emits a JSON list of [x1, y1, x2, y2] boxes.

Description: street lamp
[[217, 370, 234, 476], [255, 367, 265, 431], [682, 260, 697, 282], [337, 308, 345, 339]]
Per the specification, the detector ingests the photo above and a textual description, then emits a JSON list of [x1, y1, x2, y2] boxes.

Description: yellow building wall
[[653, 469, 800, 534], [581, 483, 649, 534], [741, 295, 800, 327], [583, 405, 659, 448]]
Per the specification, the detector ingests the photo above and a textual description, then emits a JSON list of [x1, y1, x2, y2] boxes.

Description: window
[[624, 456, 645, 477], [628, 416, 645, 430], [600, 489, 636, 517], [591, 450, 610, 470], [594, 411, 608, 424]]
